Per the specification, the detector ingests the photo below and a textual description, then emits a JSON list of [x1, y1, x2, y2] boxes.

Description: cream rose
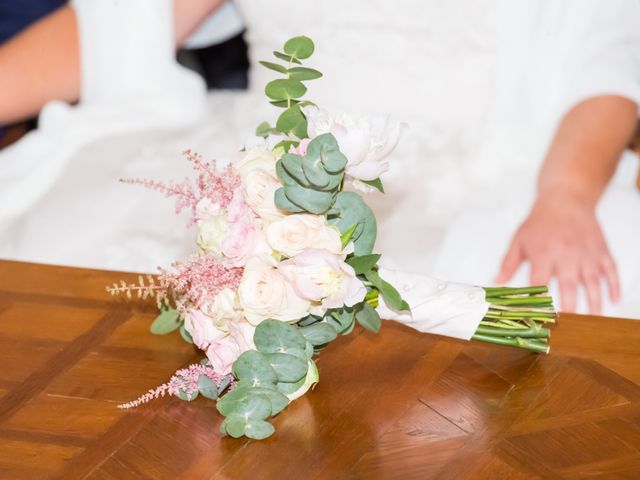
[[238, 255, 310, 324], [243, 169, 287, 221], [235, 141, 278, 177], [197, 212, 229, 254], [266, 214, 343, 258]]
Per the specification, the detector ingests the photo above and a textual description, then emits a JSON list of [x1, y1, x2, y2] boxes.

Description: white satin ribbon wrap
[[376, 268, 489, 341]]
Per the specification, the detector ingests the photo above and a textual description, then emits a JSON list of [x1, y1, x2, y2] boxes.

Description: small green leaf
[[176, 388, 198, 401], [276, 376, 306, 395], [270, 99, 300, 108], [198, 375, 219, 400], [265, 79, 307, 101], [259, 60, 288, 73], [355, 303, 382, 333], [361, 178, 385, 193], [307, 133, 347, 174], [256, 121, 275, 138], [179, 324, 193, 343], [280, 154, 311, 187], [265, 352, 308, 383], [283, 36, 315, 59], [346, 254, 382, 275], [245, 420, 276, 440], [329, 192, 377, 255], [150, 306, 180, 335], [276, 105, 308, 138], [234, 394, 273, 420], [273, 51, 302, 64], [298, 322, 338, 346], [340, 224, 358, 249], [287, 66, 322, 81], [365, 270, 411, 312], [232, 350, 278, 387]]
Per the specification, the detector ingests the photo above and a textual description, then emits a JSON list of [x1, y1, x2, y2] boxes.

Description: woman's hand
[[496, 192, 619, 314]]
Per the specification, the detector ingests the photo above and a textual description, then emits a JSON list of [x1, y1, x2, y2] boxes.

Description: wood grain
[[0, 260, 638, 479]]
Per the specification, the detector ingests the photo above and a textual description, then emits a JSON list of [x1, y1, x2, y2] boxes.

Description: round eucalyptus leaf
[[276, 376, 306, 395], [307, 133, 347, 174], [250, 386, 289, 415], [245, 420, 276, 440], [253, 319, 307, 355], [283, 36, 315, 59], [281, 154, 311, 187], [274, 187, 305, 213], [179, 324, 193, 344], [302, 155, 330, 188], [283, 185, 335, 214], [224, 415, 247, 438], [150, 307, 180, 335], [265, 352, 308, 383], [287, 66, 322, 81], [232, 350, 278, 387], [298, 322, 338, 346], [198, 375, 219, 400], [355, 303, 382, 333], [176, 388, 198, 402], [265, 79, 307, 101], [276, 105, 308, 138], [216, 386, 253, 416], [234, 394, 273, 420]]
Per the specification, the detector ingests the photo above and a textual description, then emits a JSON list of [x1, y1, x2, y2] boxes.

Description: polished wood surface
[[0, 260, 639, 479]]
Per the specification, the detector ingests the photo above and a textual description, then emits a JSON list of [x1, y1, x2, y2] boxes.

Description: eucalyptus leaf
[[259, 60, 288, 73], [307, 133, 347, 174], [276, 105, 308, 138], [355, 303, 382, 333], [255, 121, 275, 138], [283, 185, 335, 214], [302, 154, 330, 188], [265, 352, 308, 383], [298, 322, 338, 346], [232, 350, 278, 387], [176, 388, 198, 401], [198, 375, 219, 400], [150, 306, 181, 335], [287, 66, 322, 81], [329, 192, 377, 255], [223, 414, 247, 438], [340, 224, 358, 249], [273, 51, 302, 64], [346, 254, 382, 275], [245, 420, 276, 440], [276, 375, 307, 395], [270, 99, 300, 108], [274, 187, 305, 213], [365, 270, 411, 312], [281, 154, 311, 187], [253, 319, 307, 356], [179, 324, 193, 344], [283, 36, 315, 59], [265, 79, 307, 101]]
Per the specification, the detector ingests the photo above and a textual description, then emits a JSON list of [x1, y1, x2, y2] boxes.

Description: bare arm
[[497, 95, 638, 313], [0, 0, 223, 124]]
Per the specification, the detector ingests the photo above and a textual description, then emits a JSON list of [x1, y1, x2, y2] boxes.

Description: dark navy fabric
[[0, 0, 66, 43]]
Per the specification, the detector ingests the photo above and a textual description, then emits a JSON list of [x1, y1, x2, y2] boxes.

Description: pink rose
[[280, 249, 367, 309], [222, 214, 269, 267], [289, 138, 310, 156], [184, 308, 225, 350], [206, 320, 256, 375]]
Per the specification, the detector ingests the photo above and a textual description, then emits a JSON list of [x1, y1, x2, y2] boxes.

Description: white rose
[[202, 287, 242, 329], [266, 214, 343, 258], [244, 169, 287, 221], [235, 141, 278, 177], [238, 255, 310, 324], [197, 212, 230, 254], [303, 105, 403, 182]]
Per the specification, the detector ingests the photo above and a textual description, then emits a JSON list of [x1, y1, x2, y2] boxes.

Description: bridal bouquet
[[109, 37, 556, 440]]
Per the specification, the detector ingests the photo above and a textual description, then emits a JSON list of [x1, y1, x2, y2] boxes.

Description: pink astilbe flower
[[118, 363, 232, 409], [121, 149, 240, 225], [163, 254, 243, 310]]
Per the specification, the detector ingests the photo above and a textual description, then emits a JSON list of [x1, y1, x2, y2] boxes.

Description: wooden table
[[0, 260, 639, 479]]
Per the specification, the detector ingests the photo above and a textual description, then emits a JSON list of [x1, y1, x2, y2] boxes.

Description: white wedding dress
[[1, 0, 639, 317]]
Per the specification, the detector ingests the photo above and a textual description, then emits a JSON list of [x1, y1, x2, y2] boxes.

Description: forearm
[[537, 95, 637, 209], [0, 0, 222, 124]]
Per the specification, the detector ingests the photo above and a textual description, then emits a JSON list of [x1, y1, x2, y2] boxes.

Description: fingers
[[530, 261, 552, 286], [601, 254, 620, 304], [581, 266, 602, 315], [558, 268, 579, 313], [495, 238, 523, 284]]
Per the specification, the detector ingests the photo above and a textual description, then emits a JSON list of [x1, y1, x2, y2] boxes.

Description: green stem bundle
[[473, 286, 557, 354]]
